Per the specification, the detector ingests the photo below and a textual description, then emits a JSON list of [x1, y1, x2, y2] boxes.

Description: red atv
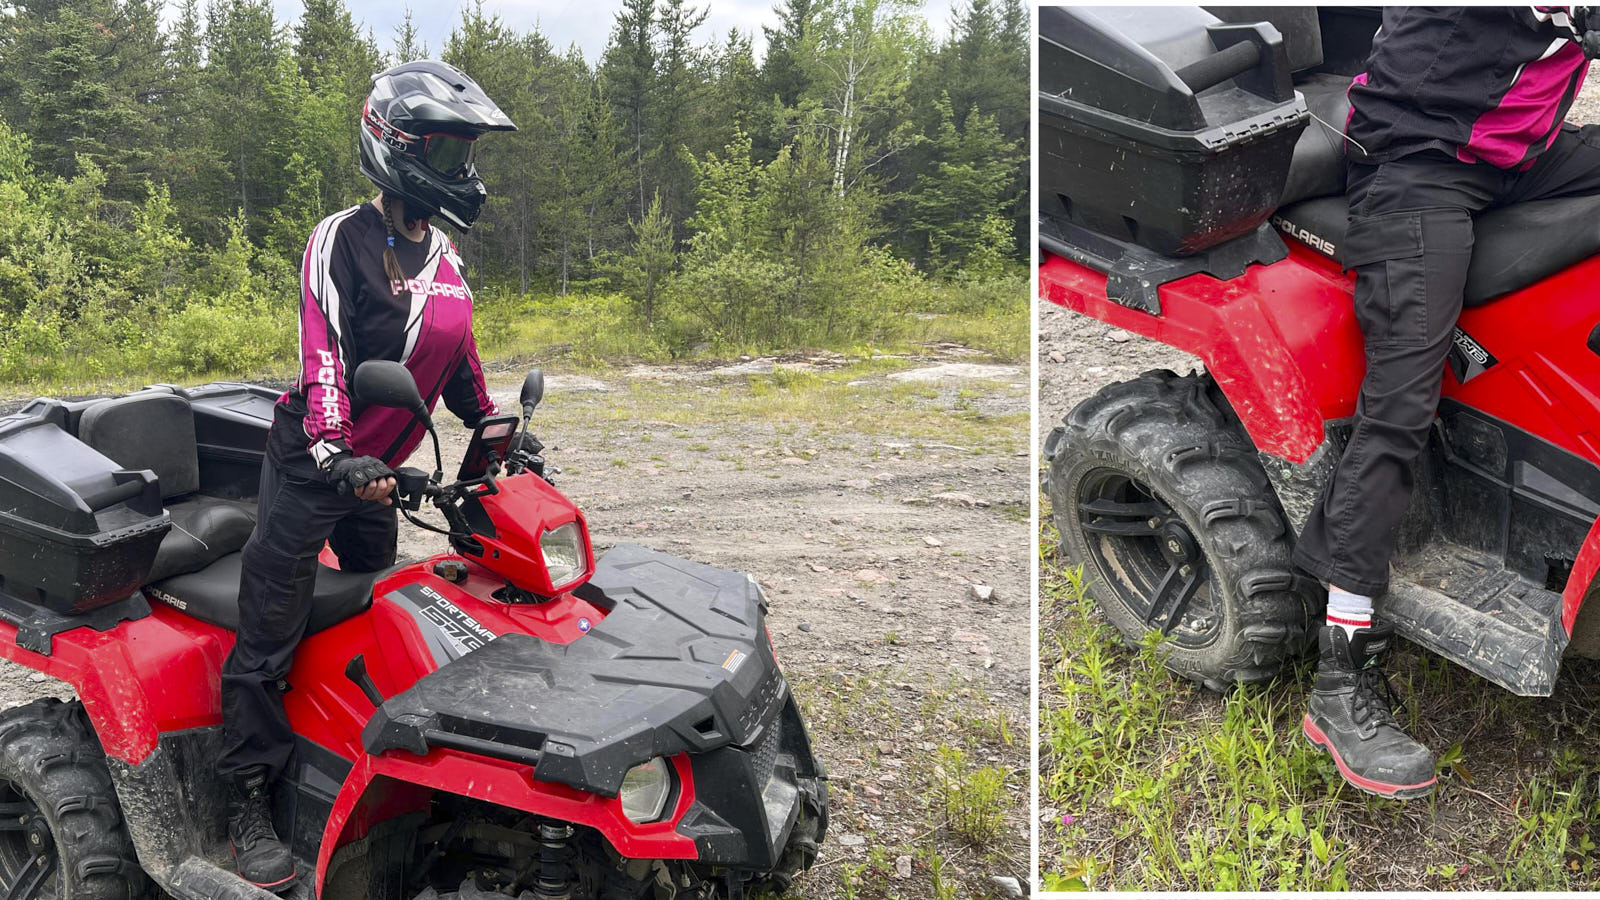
[[1041, 7, 1600, 697], [0, 361, 826, 899]]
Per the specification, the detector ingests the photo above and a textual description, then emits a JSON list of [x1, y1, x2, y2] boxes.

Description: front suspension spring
[[531, 821, 575, 900]]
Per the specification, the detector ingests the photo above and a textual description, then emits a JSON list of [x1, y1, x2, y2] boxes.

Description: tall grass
[[1039, 511, 1600, 891], [1, 278, 1026, 397]]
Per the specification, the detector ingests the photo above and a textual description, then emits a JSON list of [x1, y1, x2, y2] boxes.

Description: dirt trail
[[0, 350, 1030, 898]]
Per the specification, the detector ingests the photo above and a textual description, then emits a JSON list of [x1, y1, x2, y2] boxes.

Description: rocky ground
[[0, 348, 1030, 899], [1036, 303, 1201, 423]]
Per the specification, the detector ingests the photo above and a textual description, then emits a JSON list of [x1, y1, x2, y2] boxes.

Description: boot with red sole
[[1302, 620, 1437, 800]]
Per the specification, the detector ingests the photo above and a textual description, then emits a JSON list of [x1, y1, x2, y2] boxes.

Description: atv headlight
[[619, 757, 672, 823], [540, 522, 585, 589]]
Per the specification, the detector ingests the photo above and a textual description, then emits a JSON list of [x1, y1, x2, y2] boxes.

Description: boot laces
[[1350, 665, 1404, 729], [235, 790, 277, 849]]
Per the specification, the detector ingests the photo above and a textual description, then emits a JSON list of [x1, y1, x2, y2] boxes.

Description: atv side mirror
[[520, 369, 545, 413], [354, 360, 443, 478], [354, 361, 425, 414]]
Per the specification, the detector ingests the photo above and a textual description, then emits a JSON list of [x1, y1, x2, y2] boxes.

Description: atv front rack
[[362, 543, 788, 796]]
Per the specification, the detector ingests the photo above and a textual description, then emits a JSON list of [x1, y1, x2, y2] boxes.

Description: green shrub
[[152, 293, 295, 377]]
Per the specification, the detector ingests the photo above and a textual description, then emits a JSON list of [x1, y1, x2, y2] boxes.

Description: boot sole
[[230, 842, 298, 893], [1302, 715, 1437, 800]]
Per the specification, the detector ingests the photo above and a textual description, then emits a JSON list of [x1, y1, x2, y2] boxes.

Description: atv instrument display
[[1042, 6, 1600, 698], [0, 364, 827, 900]]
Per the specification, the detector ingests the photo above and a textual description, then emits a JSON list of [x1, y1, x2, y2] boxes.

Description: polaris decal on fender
[[1447, 327, 1498, 383], [386, 584, 499, 664], [1270, 215, 1336, 257]]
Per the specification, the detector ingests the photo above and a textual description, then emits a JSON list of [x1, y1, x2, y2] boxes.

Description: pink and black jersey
[[268, 202, 498, 478], [1347, 7, 1590, 169]]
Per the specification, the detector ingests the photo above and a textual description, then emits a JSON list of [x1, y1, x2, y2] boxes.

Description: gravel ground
[[0, 351, 1030, 898]]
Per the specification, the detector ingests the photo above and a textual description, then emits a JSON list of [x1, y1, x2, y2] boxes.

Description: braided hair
[[380, 194, 407, 292]]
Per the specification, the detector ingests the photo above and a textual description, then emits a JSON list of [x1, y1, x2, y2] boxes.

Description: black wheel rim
[[1076, 468, 1223, 649], [0, 784, 56, 900]]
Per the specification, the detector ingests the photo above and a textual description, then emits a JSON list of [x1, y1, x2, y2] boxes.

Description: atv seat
[[76, 392, 256, 582], [1275, 74, 1600, 305], [147, 551, 380, 634]]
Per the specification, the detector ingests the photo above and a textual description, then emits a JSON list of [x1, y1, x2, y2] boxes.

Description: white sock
[[1326, 586, 1373, 639]]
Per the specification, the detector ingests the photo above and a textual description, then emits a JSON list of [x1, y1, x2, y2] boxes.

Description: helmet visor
[[421, 134, 477, 178]]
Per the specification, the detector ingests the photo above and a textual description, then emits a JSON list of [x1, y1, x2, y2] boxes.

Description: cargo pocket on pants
[[1342, 209, 1471, 348]]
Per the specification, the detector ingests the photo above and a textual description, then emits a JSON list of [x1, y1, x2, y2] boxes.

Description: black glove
[[1581, 7, 1600, 58], [327, 455, 394, 497], [509, 432, 544, 457]]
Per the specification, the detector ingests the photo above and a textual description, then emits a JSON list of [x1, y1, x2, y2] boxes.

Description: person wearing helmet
[[217, 60, 520, 890]]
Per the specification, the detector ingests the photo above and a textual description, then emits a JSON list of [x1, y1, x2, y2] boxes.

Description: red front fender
[[316, 749, 699, 896]]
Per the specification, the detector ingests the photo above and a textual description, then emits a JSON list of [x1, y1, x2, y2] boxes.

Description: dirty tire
[[1044, 370, 1317, 690], [747, 776, 827, 898], [0, 699, 150, 900]]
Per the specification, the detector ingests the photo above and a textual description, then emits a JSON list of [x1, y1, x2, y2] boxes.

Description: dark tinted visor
[[422, 134, 476, 177]]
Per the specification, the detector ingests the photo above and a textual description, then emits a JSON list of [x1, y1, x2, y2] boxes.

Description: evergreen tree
[[600, 0, 657, 218], [0, 0, 1029, 373], [393, 8, 427, 63], [203, 0, 292, 231], [651, 0, 708, 234], [903, 95, 1018, 272], [615, 191, 676, 321], [0, 0, 167, 199]]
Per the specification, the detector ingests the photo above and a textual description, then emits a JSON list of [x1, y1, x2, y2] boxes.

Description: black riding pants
[[217, 455, 396, 781], [1292, 124, 1600, 596]]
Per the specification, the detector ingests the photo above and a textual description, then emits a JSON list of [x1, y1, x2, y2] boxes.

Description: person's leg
[[328, 498, 399, 573], [1503, 124, 1600, 203], [219, 459, 355, 889], [1292, 152, 1499, 593], [1291, 151, 1501, 798]]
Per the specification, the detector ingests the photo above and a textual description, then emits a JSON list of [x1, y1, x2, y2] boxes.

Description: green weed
[[1040, 492, 1600, 890], [933, 744, 1009, 847]]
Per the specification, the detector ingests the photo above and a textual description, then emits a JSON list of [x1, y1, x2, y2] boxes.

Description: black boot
[[1302, 621, 1437, 799], [227, 768, 297, 891]]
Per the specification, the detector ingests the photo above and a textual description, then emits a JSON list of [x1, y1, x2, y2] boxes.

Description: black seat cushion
[[145, 497, 257, 584], [77, 393, 200, 500], [1281, 73, 1355, 207], [146, 551, 380, 635], [1275, 193, 1600, 305]]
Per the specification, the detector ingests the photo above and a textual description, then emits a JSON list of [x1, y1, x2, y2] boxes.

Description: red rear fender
[[1040, 244, 1366, 462]]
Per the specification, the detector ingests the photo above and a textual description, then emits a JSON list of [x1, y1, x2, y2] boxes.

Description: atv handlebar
[[389, 441, 551, 543]]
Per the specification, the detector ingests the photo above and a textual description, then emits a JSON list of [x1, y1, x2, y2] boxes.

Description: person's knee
[[239, 538, 318, 644]]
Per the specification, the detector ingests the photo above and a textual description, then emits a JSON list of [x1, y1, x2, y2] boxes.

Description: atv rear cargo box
[[0, 404, 167, 614], [1039, 5, 1308, 256]]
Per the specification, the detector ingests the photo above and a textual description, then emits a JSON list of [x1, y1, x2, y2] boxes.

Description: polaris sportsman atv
[[1040, 7, 1600, 697], [0, 361, 826, 899]]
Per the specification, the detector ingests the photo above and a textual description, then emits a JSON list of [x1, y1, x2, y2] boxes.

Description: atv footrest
[[168, 855, 313, 900], [1381, 540, 1567, 696]]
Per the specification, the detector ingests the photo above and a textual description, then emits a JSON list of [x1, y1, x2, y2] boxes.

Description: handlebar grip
[[1174, 39, 1260, 93]]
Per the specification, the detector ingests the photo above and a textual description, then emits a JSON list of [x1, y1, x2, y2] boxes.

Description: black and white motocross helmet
[[358, 60, 517, 231]]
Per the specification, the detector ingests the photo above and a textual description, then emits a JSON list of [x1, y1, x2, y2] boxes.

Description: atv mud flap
[[362, 542, 824, 869]]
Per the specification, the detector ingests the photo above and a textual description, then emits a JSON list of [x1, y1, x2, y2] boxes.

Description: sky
[[268, 0, 960, 64]]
